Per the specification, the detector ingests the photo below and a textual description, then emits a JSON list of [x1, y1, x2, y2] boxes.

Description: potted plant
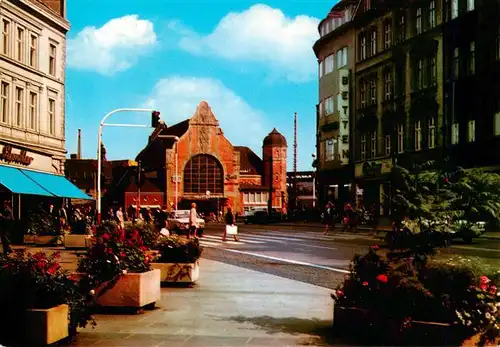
[[77, 221, 161, 309], [151, 236, 203, 284], [332, 246, 500, 346], [65, 215, 94, 249], [0, 250, 95, 346], [24, 205, 59, 245]]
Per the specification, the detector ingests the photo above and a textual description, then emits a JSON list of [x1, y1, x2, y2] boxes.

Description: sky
[[65, 0, 336, 171]]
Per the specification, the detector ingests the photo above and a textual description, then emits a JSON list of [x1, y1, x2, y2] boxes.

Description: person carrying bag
[[222, 207, 239, 242]]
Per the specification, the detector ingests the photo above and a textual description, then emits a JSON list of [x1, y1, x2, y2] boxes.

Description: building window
[[28, 92, 37, 130], [452, 122, 459, 144], [361, 134, 367, 160], [467, 0, 474, 12], [429, 56, 437, 85], [385, 135, 391, 155], [414, 120, 422, 151], [397, 124, 404, 153], [369, 78, 377, 104], [451, 0, 458, 19], [469, 41, 475, 75], [370, 30, 377, 56], [319, 60, 324, 78], [16, 27, 24, 61], [0, 82, 8, 123], [383, 21, 392, 49], [14, 87, 23, 127], [319, 101, 324, 117], [415, 59, 424, 89], [370, 131, 377, 158], [342, 47, 348, 66], [49, 43, 56, 76], [468, 119, 475, 142], [416, 8, 423, 34], [428, 117, 436, 148], [384, 69, 392, 100], [326, 139, 335, 161], [337, 49, 343, 68], [429, 1, 436, 28], [494, 112, 500, 136], [360, 79, 367, 108], [325, 96, 334, 115], [397, 13, 406, 42], [360, 34, 367, 60], [364, 0, 371, 11], [29, 35, 37, 67], [48, 98, 55, 135], [325, 54, 334, 75], [2, 20, 9, 55], [183, 154, 223, 194], [453, 47, 460, 80]]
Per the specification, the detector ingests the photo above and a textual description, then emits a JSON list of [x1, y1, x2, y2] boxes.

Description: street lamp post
[[312, 154, 317, 209], [97, 108, 155, 224]]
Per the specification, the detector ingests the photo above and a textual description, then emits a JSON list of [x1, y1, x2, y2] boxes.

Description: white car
[[167, 210, 205, 234]]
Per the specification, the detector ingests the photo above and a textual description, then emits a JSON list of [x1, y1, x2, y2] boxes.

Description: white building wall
[[0, 0, 69, 174]]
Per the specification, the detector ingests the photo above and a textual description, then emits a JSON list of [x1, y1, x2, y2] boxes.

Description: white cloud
[[144, 76, 269, 152], [67, 15, 157, 75], [173, 4, 320, 82]]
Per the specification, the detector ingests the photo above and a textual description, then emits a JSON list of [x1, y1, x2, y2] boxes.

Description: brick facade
[[138, 101, 288, 216]]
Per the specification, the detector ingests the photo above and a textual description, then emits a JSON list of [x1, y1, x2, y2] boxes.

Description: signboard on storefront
[[0, 145, 34, 165], [355, 159, 393, 178], [338, 68, 350, 166]]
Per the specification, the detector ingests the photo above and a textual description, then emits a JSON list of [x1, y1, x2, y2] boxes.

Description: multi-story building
[[0, 1, 89, 219], [313, 0, 359, 208]]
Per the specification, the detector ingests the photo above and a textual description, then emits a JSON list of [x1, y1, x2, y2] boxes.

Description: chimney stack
[[77, 129, 82, 159]]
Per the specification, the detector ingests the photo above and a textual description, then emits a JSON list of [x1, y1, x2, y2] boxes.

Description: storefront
[[354, 158, 393, 217]]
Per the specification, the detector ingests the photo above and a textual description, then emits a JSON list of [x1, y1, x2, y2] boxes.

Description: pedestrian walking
[[188, 203, 199, 239], [0, 200, 14, 255], [323, 202, 335, 235], [116, 207, 125, 229], [222, 207, 239, 242]]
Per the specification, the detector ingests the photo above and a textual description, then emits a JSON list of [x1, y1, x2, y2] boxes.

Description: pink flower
[[362, 281, 369, 286], [376, 274, 388, 283], [489, 285, 497, 295], [370, 245, 379, 250], [480, 284, 488, 291], [480, 276, 490, 285], [444, 178, 449, 184]]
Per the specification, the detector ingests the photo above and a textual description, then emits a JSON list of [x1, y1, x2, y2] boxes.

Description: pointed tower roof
[[263, 128, 287, 147]]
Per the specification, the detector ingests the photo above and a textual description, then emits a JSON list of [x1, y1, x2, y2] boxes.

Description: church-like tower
[[263, 128, 288, 213]]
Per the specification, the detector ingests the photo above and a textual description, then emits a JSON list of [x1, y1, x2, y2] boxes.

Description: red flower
[[362, 281, 369, 286], [336, 290, 344, 297], [489, 285, 497, 295], [480, 283, 488, 291], [370, 245, 379, 250], [480, 275, 490, 285], [443, 177, 449, 183], [140, 246, 148, 252], [376, 274, 388, 283], [107, 248, 113, 255], [47, 263, 59, 275], [120, 252, 126, 258]]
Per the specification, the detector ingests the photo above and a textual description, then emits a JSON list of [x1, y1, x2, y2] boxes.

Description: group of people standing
[[322, 201, 379, 234]]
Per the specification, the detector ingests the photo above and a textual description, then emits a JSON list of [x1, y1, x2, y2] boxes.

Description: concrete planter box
[[64, 234, 92, 249], [23, 235, 35, 244], [24, 304, 69, 345], [34, 235, 59, 246], [151, 261, 200, 284], [95, 269, 161, 308]]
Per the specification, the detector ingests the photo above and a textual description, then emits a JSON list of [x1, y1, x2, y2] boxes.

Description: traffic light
[[151, 110, 160, 128]]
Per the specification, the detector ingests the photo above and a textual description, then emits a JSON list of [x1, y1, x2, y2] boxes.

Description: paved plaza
[[64, 258, 334, 347]]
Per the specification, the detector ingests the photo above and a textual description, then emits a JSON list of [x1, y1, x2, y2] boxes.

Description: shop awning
[[20, 169, 93, 200], [0, 165, 55, 197]]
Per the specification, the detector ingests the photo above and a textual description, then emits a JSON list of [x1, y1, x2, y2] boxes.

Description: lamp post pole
[[97, 108, 154, 225]]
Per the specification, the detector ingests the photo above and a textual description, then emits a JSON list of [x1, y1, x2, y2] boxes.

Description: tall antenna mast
[[293, 112, 298, 209]]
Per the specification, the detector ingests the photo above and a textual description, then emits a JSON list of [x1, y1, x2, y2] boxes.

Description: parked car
[[166, 210, 205, 236]]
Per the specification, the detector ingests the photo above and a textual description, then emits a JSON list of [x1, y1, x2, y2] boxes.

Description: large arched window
[[183, 154, 223, 194]]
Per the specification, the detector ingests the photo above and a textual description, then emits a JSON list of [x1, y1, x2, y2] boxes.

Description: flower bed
[[77, 221, 160, 310], [332, 245, 500, 346], [151, 236, 203, 284], [0, 250, 94, 346]]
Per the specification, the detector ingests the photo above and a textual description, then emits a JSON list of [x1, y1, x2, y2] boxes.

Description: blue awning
[[20, 169, 93, 200], [0, 165, 54, 197]]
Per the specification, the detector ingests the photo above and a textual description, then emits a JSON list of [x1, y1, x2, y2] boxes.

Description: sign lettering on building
[[338, 69, 350, 166], [0, 145, 34, 166]]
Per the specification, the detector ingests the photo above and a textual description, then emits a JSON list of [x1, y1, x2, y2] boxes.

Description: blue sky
[[65, 0, 335, 171]]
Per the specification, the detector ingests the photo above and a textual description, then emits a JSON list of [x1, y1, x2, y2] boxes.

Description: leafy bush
[[153, 236, 203, 263], [24, 205, 56, 236], [0, 250, 95, 340], [333, 248, 500, 345], [125, 221, 159, 249], [77, 221, 152, 289]]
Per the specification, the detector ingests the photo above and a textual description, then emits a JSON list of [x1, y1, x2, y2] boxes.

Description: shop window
[[428, 117, 436, 148], [414, 120, 422, 151], [468, 120, 475, 142], [397, 124, 404, 153], [452, 122, 459, 144]]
